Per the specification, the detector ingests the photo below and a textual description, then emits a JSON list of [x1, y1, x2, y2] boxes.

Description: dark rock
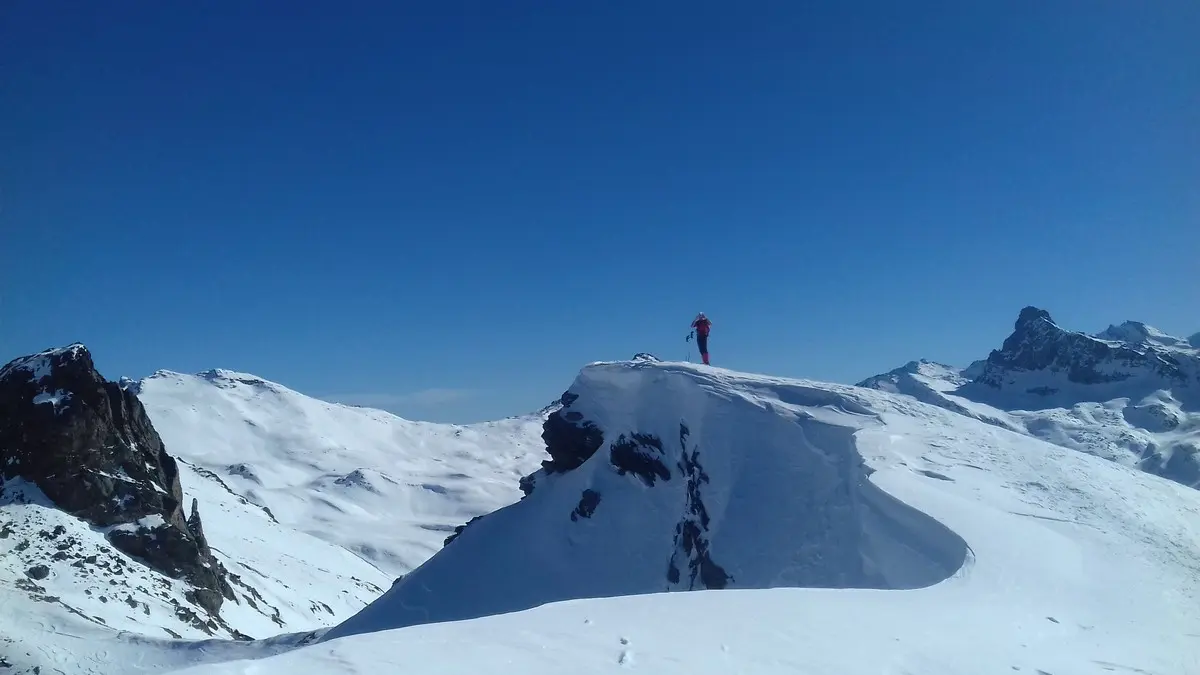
[[540, 394, 604, 474], [0, 344, 233, 614], [666, 422, 731, 590], [186, 498, 212, 559], [570, 489, 601, 521], [609, 433, 671, 486], [443, 515, 483, 547], [517, 471, 539, 497], [632, 353, 661, 362], [26, 565, 50, 580]]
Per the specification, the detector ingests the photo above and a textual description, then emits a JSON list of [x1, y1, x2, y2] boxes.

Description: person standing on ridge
[[690, 312, 712, 365]]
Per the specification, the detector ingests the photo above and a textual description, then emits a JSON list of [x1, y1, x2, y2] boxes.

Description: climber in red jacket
[[690, 312, 712, 365]]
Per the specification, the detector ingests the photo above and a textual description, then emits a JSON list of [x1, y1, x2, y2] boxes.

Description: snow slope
[[175, 359, 1200, 675], [135, 368, 549, 576]]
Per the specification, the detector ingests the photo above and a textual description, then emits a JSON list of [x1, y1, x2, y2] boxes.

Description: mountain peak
[[1015, 306, 1054, 328], [198, 368, 269, 385], [1097, 320, 1194, 350], [0, 343, 91, 383]]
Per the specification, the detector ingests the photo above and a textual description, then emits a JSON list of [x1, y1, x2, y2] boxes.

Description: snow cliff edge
[[322, 360, 969, 641]]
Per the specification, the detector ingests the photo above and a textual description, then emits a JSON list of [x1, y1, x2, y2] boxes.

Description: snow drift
[[322, 360, 970, 641]]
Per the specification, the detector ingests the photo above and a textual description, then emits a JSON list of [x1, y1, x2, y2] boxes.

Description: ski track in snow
[[6, 360, 1200, 674]]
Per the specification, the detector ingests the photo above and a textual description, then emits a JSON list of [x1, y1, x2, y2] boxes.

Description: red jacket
[[692, 317, 711, 336]]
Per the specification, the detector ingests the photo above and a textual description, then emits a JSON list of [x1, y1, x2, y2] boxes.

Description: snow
[[136, 368, 549, 576], [0, 477, 251, 666], [109, 513, 167, 533], [32, 388, 72, 412], [170, 360, 1200, 675]]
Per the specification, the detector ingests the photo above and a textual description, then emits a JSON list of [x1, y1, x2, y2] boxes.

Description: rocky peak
[[1016, 305, 1054, 328], [973, 307, 1198, 392], [0, 344, 233, 615]]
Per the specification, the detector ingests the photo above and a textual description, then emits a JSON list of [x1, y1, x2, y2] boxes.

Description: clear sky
[[3, 2, 1197, 423]]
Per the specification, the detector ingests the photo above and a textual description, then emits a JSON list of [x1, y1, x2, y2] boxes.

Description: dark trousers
[[696, 333, 709, 355]]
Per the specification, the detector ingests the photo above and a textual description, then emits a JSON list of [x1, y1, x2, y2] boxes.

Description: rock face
[[0, 344, 233, 614]]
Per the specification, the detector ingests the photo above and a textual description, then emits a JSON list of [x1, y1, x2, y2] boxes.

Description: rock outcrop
[[0, 344, 233, 614]]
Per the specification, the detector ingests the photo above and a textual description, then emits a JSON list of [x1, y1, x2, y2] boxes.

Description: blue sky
[[3, 2, 1197, 423]]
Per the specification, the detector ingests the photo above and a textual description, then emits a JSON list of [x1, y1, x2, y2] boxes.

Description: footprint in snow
[[617, 637, 633, 665]]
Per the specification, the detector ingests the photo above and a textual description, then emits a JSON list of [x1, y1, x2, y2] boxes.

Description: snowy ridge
[[857, 359, 1024, 432], [1097, 320, 1196, 350], [136, 368, 549, 577], [181, 359, 1200, 675]]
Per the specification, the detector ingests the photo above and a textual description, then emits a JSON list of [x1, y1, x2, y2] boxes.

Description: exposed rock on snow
[[538, 391, 605, 476], [0, 344, 234, 615]]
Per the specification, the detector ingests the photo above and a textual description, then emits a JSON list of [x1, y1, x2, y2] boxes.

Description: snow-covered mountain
[[0, 345, 548, 674], [134, 367, 548, 577], [859, 307, 1200, 488], [179, 359, 1200, 675]]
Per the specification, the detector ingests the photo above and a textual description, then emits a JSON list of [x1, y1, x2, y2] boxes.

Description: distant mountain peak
[[858, 306, 1200, 489], [1097, 320, 1195, 350]]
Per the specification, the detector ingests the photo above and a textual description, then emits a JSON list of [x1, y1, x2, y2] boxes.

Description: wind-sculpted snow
[[321, 361, 970, 641]]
